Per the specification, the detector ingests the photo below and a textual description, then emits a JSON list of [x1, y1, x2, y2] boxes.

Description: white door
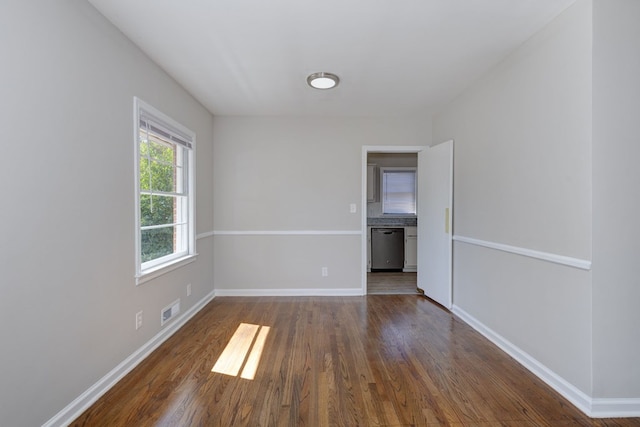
[[417, 140, 453, 309]]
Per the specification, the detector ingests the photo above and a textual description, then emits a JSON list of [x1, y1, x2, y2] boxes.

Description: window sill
[[136, 253, 198, 286]]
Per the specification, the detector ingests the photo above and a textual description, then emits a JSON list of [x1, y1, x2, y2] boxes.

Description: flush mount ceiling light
[[307, 72, 340, 90]]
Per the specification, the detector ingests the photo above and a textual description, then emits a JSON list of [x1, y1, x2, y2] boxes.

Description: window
[[381, 168, 417, 215], [134, 98, 195, 283]]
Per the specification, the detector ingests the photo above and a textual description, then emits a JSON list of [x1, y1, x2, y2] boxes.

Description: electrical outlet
[[321, 267, 328, 277], [187, 283, 192, 296], [135, 311, 143, 330], [349, 203, 357, 213]]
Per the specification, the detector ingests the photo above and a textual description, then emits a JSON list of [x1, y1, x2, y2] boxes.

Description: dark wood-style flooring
[[73, 296, 640, 426]]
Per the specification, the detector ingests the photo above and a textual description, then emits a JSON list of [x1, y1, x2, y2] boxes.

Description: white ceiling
[[87, 0, 576, 117]]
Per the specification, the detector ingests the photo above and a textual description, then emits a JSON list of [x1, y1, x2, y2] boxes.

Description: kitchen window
[[381, 168, 417, 215], [134, 98, 196, 284]]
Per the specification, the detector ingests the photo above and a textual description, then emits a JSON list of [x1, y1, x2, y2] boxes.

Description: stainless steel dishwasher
[[371, 228, 405, 271]]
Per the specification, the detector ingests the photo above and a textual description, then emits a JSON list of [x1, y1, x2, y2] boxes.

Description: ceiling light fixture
[[307, 72, 340, 90]]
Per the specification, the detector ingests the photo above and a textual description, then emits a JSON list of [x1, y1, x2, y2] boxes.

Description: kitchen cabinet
[[367, 164, 377, 202], [404, 226, 417, 272]]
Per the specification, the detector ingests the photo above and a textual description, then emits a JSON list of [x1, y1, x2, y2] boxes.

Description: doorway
[[361, 142, 454, 308], [365, 151, 419, 295]]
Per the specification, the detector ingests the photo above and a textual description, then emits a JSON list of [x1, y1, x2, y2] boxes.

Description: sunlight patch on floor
[[212, 323, 271, 380]]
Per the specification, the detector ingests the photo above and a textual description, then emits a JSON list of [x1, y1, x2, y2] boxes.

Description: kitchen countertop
[[367, 217, 417, 227]]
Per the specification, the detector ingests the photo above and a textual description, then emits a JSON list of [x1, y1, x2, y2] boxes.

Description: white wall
[[433, 0, 593, 396], [0, 1, 214, 425], [592, 0, 640, 399], [212, 116, 429, 293]]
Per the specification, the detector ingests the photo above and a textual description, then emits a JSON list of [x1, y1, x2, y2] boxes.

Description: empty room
[[1, 0, 639, 426]]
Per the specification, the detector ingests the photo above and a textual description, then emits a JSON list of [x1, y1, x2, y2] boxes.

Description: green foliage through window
[[135, 98, 194, 279], [139, 133, 182, 263]]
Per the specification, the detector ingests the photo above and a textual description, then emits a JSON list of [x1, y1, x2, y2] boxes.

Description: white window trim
[[134, 97, 196, 285], [135, 254, 198, 285]]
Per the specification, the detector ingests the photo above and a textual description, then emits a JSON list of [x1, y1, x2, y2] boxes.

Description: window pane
[[136, 99, 194, 277], [141, 227, 174, 263], [140, 194, 175, 227], [383, 171, 416, 214], [139, 156, 150, 190], [139, 135, 177, 193], [147, 139, 173, 161]]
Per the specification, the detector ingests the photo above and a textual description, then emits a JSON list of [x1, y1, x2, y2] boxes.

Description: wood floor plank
[[368, 272, 418, 295], [72, 296, 640, 427]]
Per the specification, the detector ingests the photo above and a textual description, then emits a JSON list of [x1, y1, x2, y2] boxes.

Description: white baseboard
[[215, 288, 364, 297], [452, 305, 640, 418], [43, 290, 216, 427], [451, 305, 593, 413], [591, 399, 640, 418]]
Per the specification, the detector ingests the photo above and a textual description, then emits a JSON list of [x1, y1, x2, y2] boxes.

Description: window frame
[[380, 167, 417, 215], [134, 97, 196, 285]]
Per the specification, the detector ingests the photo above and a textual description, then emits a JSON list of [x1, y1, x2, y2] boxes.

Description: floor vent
[[161, 299, 180, 326]]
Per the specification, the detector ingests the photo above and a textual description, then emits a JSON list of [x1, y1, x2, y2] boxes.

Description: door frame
[[361, 145, 427, 294]]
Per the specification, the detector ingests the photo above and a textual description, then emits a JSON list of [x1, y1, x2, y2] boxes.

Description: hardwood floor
[[368, 272, 418, 295], [73, 296, 640, 426]]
